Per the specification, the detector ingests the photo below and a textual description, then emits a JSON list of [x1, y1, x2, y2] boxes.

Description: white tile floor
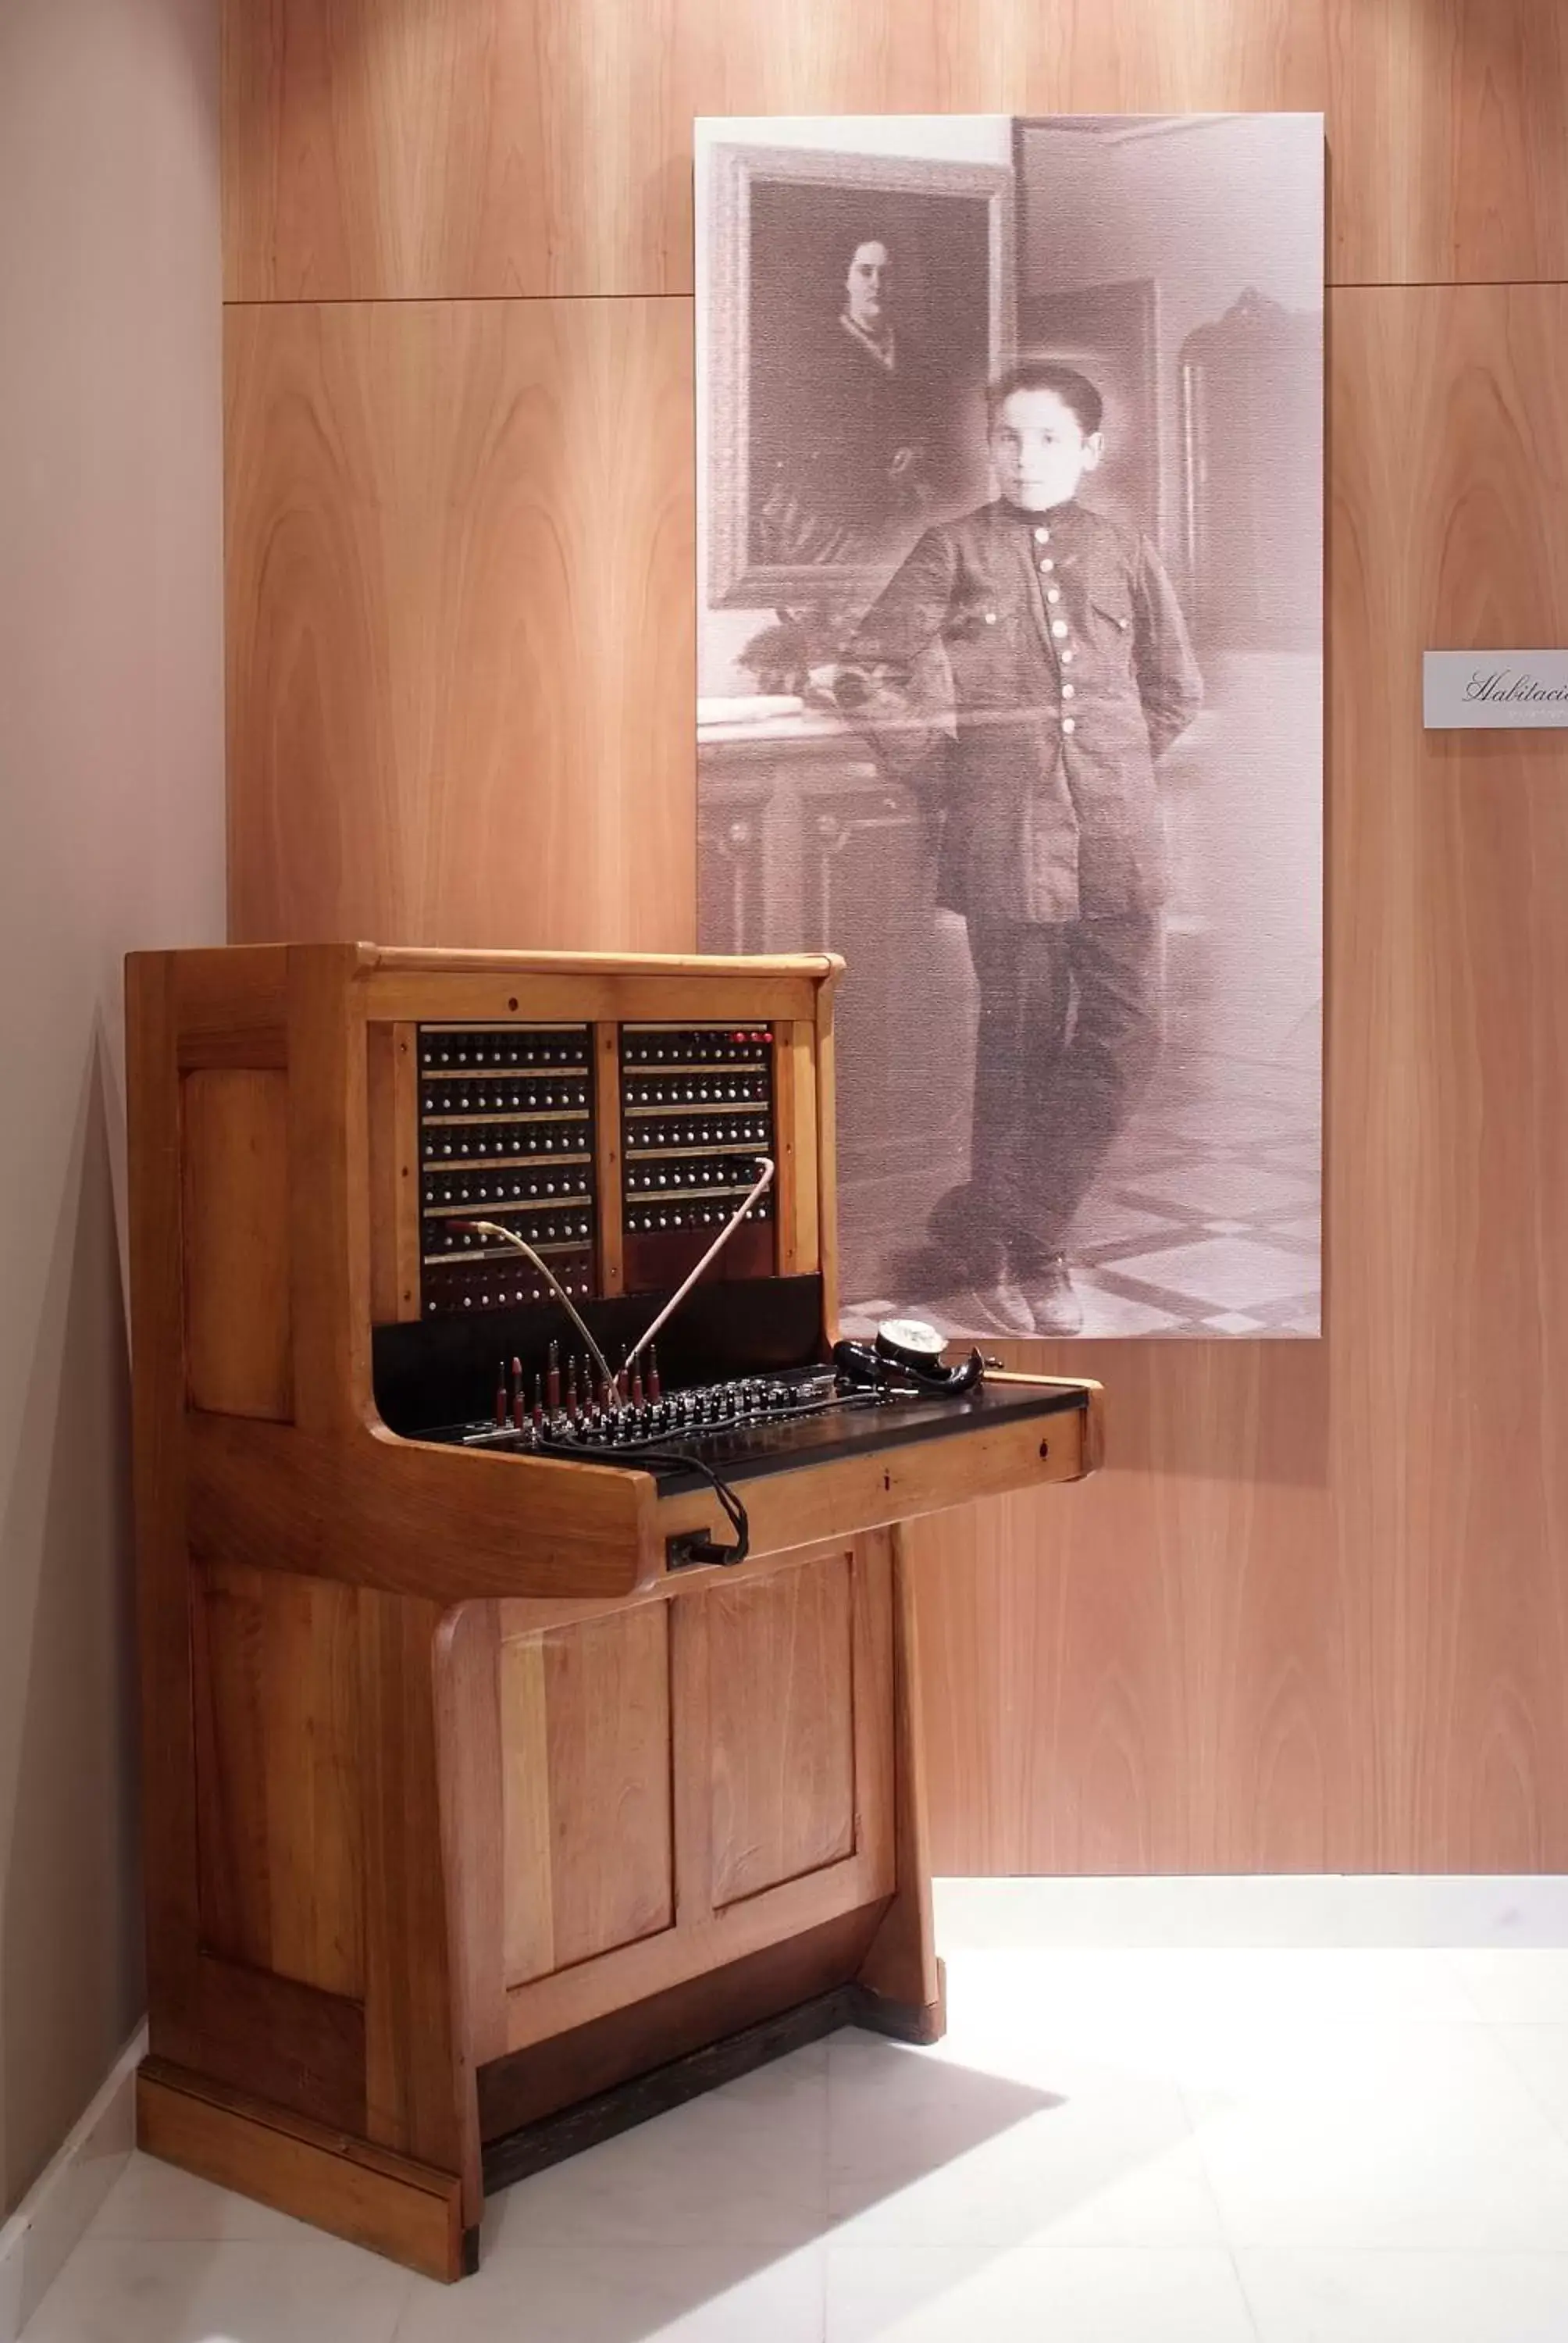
[[27, 1926, 1568, 2340]]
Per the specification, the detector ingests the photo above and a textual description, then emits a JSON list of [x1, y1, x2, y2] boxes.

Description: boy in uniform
[[835, 360, 1203, 1335]]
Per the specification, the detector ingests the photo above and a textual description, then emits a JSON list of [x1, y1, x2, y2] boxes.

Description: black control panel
[[429, 1359, 1084, 1501], [381, 1318, 1081, 1487], [418, 1023, 596, 1318], [619, 1023, 776, 1288], [369, 1271, 1088, 1567]]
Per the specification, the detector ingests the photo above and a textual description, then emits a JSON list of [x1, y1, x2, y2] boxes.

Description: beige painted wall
[[0, 0, 223, 2216]]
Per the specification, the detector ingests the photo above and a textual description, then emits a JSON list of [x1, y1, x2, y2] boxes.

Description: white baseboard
[[0, 2023, 146, 2343], [935, 1874, 1568, 1950]]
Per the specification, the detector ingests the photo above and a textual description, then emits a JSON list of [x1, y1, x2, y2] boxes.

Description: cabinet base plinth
[[483, 1967, 947, 2198], [137, 2059, 469, 2283]]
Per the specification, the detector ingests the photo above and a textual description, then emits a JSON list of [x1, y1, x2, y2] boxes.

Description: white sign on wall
[[1424, 651, 1568, 729]]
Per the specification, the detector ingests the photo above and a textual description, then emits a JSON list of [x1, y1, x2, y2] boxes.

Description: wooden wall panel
[[915, 286, 1568, 1873], [225, 298, 694, 950], [223, 0, 1325, 302], [222, 0, 1568, 1875], [707, 1556, 858, 1906], [222, 0, 1568, 300], [1328, 0, 1568, 284]]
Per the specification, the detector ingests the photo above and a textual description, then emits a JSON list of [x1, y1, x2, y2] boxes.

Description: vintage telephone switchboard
[[127, 944, 1102, 2279]]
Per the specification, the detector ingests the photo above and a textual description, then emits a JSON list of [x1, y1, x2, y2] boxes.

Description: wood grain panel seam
[[1328, 279, 1568, 292], [222, 293, 697, 308]]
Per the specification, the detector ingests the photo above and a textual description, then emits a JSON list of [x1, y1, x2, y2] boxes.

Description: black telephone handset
[[832, 1316, 985, 1399]]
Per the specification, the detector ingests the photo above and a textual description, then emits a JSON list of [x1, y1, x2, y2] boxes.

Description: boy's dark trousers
[[928, 912, 1164, 1281]]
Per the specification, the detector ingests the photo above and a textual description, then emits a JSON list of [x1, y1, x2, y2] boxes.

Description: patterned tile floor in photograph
[[843, 1055, 1320, 1340]]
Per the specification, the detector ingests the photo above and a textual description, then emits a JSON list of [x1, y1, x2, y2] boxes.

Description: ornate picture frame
[[700, 140, 1015, 610]]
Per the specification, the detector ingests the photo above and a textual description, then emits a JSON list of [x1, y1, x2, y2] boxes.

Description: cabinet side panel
[[183, 1068, 293, 1418]]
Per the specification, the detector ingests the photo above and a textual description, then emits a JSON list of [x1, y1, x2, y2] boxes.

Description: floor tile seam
[[821, 2043, 1115, 2098], [1111, 1162, 1320, 1186], [1226, 2238, 1270, 2343], [479, 2224, 833, 2256], [83, 2225, 316, 2245], [942, 1987, 1490, 2006], [1445, 1963, 1568, 2027], [1162, 2013, 1568, 2097], [1173, 2081, 1234, 2245], [39, 2232, 391, 2258], [818, 2241, 1296, 2257], [1068, 1256, 1312, 1312], [1446, 1947, 1502, 2026], [477, 2236, 1568, 2261], [1177, 2083, 1568, 2252], [382, 2263, 418, 2343], [1078, 1237, 1321, 1275], [1230, 2245, 1568, 2258], [1106, 1208, 1317, 1233], [1452, 2006, 1568, 2102], [1076, 1226, 1320, 1267], [1178, 2077, 1231, 2159], [1078, 1246, 1321, 1265], [1090, 1236, 1321, 1281], [23, 2241, 415, 2343], [1104, 1202, 1320, 1232], [937, 1987, 1499, 2024], [1481, 2027, 1568, 2149], [465, 2236, 832, 2252]]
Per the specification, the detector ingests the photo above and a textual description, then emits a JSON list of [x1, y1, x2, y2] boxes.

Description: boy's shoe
[[1018, 1254, 1083, 1337], [932, 1276, 1035, 1339]]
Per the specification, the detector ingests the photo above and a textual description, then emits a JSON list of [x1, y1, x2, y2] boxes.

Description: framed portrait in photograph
[[703, 142, 1014, 608]]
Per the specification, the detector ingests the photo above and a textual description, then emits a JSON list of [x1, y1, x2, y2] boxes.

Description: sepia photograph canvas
[[697, 115, 1324, 1341]]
